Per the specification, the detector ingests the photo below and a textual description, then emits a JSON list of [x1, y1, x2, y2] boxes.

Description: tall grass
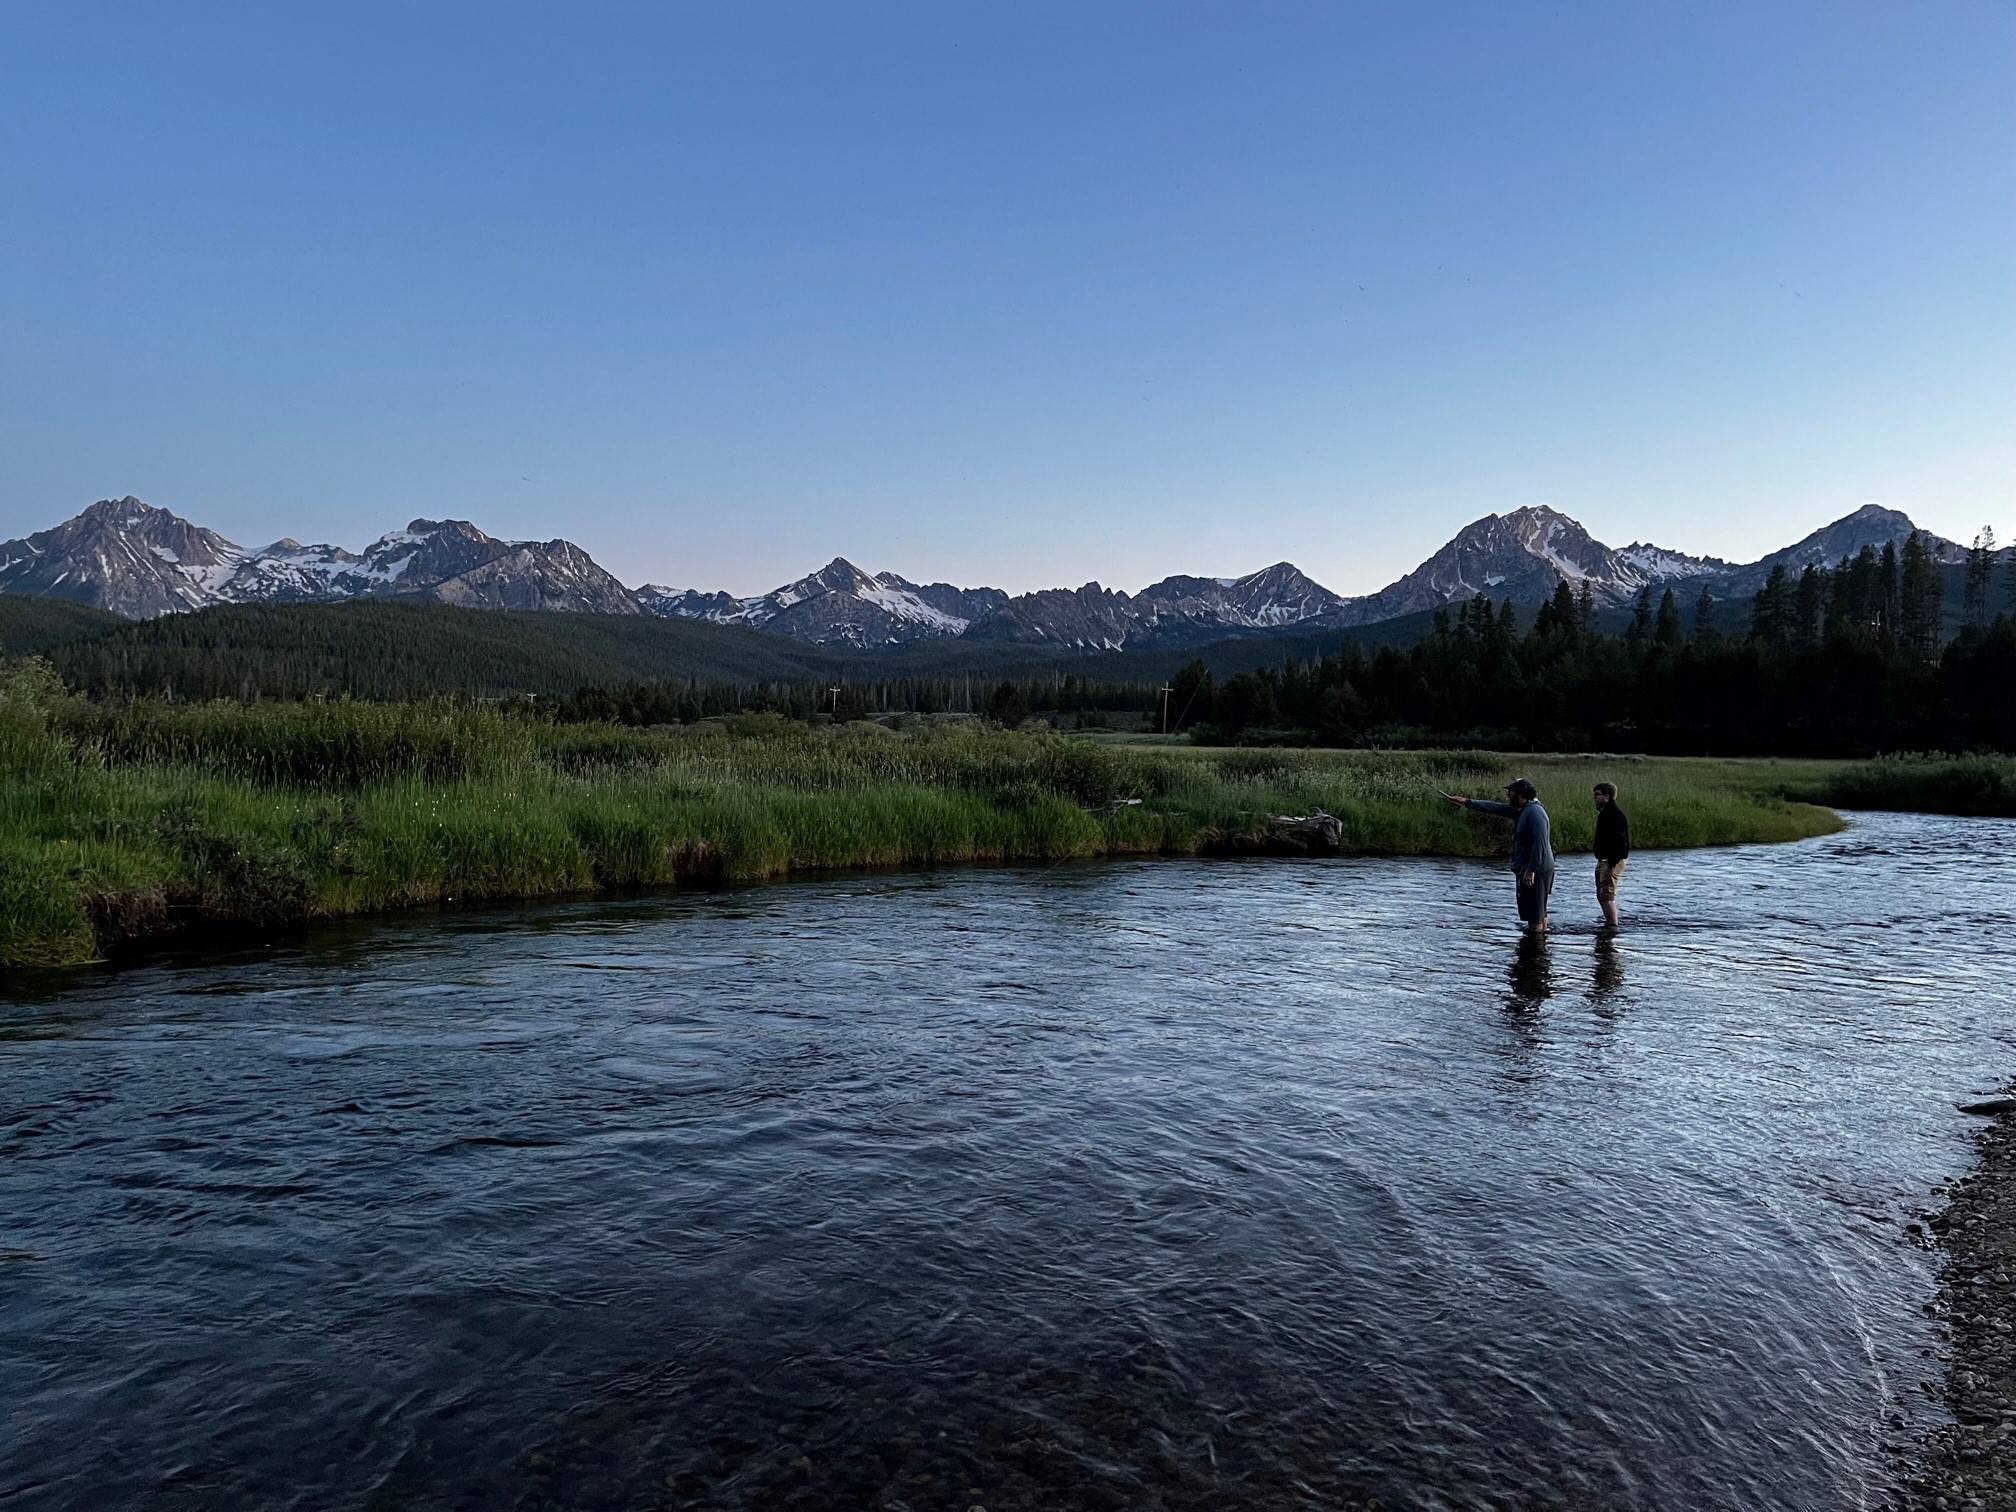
[[54, 697, 540, 783], [1802, 754, 2016, 818], [0, 669, 1851, 967]]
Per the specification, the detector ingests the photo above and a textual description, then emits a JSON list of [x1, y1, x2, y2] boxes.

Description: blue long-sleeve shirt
[[1466, 799, 1555, 876]]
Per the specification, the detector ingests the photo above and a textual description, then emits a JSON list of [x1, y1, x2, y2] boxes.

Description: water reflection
[[1500, 930, 1626, 1019], [1505, 930, 1555, 1009], [1591, 932, 1626, 1008]]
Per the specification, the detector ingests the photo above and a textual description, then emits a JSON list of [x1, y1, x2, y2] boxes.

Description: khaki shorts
[[1595, 858, 1628, 904]]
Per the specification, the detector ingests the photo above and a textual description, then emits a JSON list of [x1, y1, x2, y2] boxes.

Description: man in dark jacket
[[1446, 778, 1555, 934], [1592, 781, 1631, 928]]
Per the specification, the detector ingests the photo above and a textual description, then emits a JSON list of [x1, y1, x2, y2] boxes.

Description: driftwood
[[1268, 810, 1344, 848]]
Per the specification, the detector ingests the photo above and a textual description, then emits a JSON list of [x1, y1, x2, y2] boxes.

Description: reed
[[1797, 753, 2016, 818], [0, 668, 1851, 967]]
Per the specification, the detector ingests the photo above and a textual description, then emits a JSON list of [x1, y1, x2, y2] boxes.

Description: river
[[4, 811, 2014, 1510]]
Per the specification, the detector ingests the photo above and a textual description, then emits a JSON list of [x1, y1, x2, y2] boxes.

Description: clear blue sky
[[3, 3, 2011, 594]]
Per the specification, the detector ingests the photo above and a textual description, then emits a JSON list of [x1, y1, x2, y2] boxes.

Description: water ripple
[[2, 812, 2014, 1510]]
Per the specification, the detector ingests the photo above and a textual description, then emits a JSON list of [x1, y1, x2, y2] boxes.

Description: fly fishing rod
[[1405, 771, 1462, 803]]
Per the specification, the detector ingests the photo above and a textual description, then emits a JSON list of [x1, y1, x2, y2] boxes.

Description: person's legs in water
[[1516, 870, 1552, 934], [1595, 857, 1625, 929]]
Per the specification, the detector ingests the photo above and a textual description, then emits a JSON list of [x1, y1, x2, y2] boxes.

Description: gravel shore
[[1903, 1103, 2016, 1511]]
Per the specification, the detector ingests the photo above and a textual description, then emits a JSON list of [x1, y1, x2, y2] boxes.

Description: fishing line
[[1401, 769, 1460, 803]]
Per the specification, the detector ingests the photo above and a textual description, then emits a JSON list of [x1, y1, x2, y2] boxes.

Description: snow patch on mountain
[[1615, 542, 1729, 580], [0, 500, 638, 617], [643, 558, 1012, 647], [2, 493, 1968, 648]]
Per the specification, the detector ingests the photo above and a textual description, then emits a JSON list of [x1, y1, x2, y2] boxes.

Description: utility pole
[[828, 685, 842, 717], [1159, 683, 1174, 735]]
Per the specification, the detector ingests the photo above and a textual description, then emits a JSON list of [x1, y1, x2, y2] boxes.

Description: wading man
[[1592, 781, 1630, 929], [1446, 779, 1555, 934]]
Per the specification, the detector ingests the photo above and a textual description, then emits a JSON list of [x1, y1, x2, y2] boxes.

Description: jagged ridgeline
[[550, 575, 2016, 758], [2, 494, 1995, 655]]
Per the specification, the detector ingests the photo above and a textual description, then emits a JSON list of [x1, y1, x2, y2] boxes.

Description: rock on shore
[[1904, 1101, 2016, 1511]]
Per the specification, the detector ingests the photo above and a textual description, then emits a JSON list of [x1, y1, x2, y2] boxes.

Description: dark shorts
[[1516, 869, 1554, 923]]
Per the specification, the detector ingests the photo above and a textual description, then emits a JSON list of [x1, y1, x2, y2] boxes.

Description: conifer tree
[[1794, 565, 1827, 649], [1750, 564, 1791, 647], [1899, 531, 1941, 659], [1538, 581, 1578, 637], [986, 681, 1029, 726], [1965, 527, 1997, 628], [1842, 545, 1880, 637], [1654, 589, 1683, 646], [1824, 558, 1855, 642], [1628, 585, 1654, 641], [1879, 541, 1901, 640], [1692, 588, 1716, 642], [1457, 592, 1492, 638]]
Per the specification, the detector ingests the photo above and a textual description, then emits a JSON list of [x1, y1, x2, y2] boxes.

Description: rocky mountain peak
[[1132, 562, 1344, 633], [808, 557, 874, 590], [1757, 504, 1959, 578], [0, 493, 1974, 646], [1497, 505, 1601, 555], [401, 518, 494, 543], [1500, 503, 1571, 526], [0, 497, 639, 618], [0, 496, 246, 616], [741, 557, 1002, 646], [79, 495, 162, 525], [962, 580, 1140, 649]]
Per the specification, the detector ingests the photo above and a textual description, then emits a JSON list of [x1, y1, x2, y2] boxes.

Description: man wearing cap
[[1444, 779, 1555, 934]]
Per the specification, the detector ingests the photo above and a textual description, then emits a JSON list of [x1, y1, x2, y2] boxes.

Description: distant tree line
[[33, 600, 831, 701], [554, 673, 1161, 728], [557, 531, 2016, 756], [1159, 531, 2014, 754], [22, 531, 2016, 757]]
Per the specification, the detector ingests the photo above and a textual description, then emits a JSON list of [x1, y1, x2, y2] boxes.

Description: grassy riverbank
[[1, 665, 1850, 966], [1795, 754, 2016, 818]]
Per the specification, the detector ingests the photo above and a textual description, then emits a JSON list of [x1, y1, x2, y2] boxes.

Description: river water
[[4, 812, 2014, 1511]]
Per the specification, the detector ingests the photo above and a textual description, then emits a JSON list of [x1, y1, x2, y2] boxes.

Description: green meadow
[[1, 661, 1858, 967]]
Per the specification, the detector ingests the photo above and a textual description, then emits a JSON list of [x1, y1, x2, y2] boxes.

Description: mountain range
[[0, 495, 1965, 652], [0, 498, 639, 621]]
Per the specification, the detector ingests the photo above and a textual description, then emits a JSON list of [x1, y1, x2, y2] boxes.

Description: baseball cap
[[1505, 778, 1538, 800]]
